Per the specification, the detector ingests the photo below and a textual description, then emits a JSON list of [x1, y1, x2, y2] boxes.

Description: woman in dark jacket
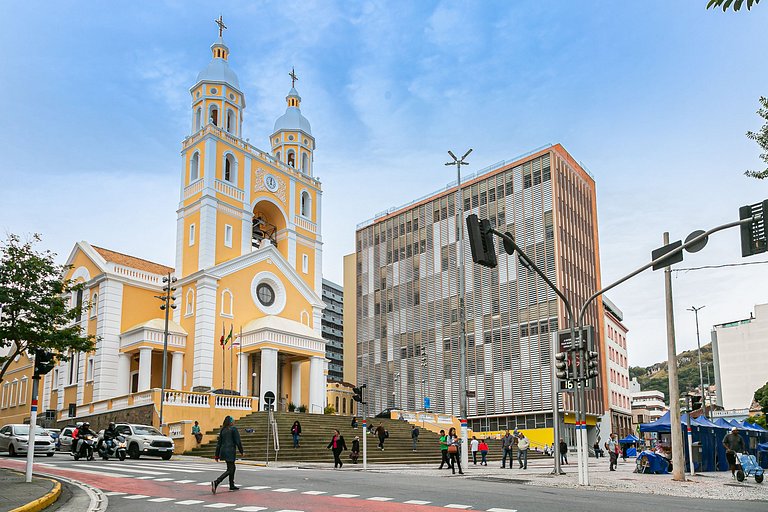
[[212, 416, 244, 494], [291, 421, 302, 448], [327, 429, 348, 468], [350, 436, 360, 463]]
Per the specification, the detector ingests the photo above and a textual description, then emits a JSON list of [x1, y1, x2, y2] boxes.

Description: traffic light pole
[[25, 376, 40, 483]]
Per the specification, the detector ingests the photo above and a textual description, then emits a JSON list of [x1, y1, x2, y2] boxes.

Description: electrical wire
[[671, 260, 768, 273]]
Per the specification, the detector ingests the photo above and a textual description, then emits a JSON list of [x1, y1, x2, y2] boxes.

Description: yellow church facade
[[3, 25, 330, 428]]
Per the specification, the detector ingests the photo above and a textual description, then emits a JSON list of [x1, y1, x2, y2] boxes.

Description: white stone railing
[[294, 215, 317, 233], [240, 328, 325, 354], [215, 179, 245, 201], [214, 395, 254, 410], [184, 179, 205, 200], [168, 423, 184, 439], [111, 397, 129, 409], [120, 326, 186, 351], [111, 264, 165, 285], [163, 391, 209, 408], [133, 391, 154, 405]]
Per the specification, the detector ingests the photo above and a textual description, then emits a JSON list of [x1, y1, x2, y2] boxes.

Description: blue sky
[[1, 1, 767, 367]]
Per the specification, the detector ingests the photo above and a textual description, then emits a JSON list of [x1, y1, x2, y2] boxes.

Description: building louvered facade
[[354, 144, 606, 443]]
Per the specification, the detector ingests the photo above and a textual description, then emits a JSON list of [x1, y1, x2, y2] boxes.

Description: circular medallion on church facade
[[251, 271, 286, 315], [264, 174, 279, 192]]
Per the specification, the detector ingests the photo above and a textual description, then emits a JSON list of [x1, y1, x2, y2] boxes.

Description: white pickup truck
[[115, 423, 174, 460]]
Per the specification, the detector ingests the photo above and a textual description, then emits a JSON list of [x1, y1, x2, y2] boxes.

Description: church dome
[[273, 87, 312, 135], [195, 37, 240, 89]]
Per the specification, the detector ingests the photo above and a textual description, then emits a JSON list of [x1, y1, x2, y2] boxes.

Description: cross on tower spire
[[289, 67, 298, 88], [215, 15, 227, 38]]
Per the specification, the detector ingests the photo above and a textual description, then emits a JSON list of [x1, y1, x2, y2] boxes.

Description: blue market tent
[[619, 434, 639, 443], [714, 418, 735, 429], [639, 412, 727, 471], [619, 434, 640, 457], [758, 442, 768, 469]]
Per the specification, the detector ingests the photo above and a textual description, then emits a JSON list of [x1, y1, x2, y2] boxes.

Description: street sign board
[[424, 397, 431, 410]]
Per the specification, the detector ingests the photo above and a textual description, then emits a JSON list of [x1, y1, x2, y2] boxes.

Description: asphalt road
[[0, 453, 764, 512]]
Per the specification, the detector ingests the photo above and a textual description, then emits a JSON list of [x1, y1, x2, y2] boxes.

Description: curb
[[35, 471, 108, 512], [9, 475, 61, 512]]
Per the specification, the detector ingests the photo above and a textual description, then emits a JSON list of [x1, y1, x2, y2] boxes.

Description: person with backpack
[[211, 416, 244, 494], [478, 438, 489, 466], [411, 425, 420, 452], [327, 429, 348, 469]]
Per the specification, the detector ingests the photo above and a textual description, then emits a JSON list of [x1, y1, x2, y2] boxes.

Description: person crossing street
[[211, 416, 244, 494]]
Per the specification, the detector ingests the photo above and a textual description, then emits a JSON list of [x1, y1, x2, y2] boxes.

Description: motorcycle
[[98, 435, 127, 461], [73, 434, 97, 461]]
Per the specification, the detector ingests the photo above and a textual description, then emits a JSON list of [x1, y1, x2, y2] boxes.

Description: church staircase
[[188, 411, 551, 465]]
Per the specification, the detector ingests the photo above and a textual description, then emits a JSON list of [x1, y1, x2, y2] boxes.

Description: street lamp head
[[447, 150, 458, 161], [163, 276, 169, 283], [461, 148, 473, 160]]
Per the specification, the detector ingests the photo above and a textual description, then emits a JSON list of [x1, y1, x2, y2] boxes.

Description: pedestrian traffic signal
[[33, 349, 56, 378], [466, 214, 498, 268], [554, 352, 570, 380], [353, 384, 366, 404], [586, 351, 599, 379], [690, 394, 703, 411], [739, 200, 768, 257]]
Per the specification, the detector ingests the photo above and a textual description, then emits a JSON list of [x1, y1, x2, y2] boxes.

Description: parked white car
[[0, 424, 56, 457], [115, 423, 174, 460]]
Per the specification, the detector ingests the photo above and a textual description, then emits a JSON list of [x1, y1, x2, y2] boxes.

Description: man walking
[[723, 427, 746, 478], [559, 438, 569, 465], [411, 425, 420, 452], [470, 436, 479, 465], [375, 423, 387, 451], [438, 429, 451, 469], [517, 432, 530, 469], [605, 432, 619, 471], [212, 416, 244, 494], [500, 430, 514, 469]]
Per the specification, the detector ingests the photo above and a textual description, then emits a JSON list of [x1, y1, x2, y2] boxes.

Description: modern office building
[[712, 303, 768, 410], [321, 279, 344, 382], [602, 296, 632, 438], [352, 144, 606, 445]]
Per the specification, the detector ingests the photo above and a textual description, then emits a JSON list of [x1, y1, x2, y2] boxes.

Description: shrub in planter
[[288, 402, 296, 412], [297, 404, 307, 413], [324, 405, 336, 415]]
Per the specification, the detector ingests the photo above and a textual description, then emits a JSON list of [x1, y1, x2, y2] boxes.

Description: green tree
[[744, 97, 768, 179], [707, 0, 761, 11], [0, 234, 95, 383], [754, 380, 768, 414]]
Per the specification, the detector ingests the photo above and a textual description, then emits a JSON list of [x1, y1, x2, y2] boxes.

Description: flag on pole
[[222, 324, 233, 347], [219, 322, 226, 346]]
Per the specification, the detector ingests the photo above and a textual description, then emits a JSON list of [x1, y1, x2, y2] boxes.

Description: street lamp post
[[394, 372, 400, 409], [687, 306, 707, 415], [446, 148, 472, 471], [156, 273, 177, 431]]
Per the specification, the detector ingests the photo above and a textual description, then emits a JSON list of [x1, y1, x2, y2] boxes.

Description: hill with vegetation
[[628, 343, 713, 402]]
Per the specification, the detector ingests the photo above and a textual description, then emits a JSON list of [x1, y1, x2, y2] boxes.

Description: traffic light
[[585, 350, 599, 379], [554, 352, 570, 380], [33, 349, 56, 378], [353, 384, 366, 404], [466, 214, 498, 268], [690, 394, 703, 411], [739, 200, 768, 257]]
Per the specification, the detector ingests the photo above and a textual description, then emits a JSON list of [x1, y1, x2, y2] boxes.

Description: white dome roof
[[196, 58, 240, 89], [273, 107, 312, 135]]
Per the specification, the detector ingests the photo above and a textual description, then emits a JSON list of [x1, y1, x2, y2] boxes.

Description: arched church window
[[220, 289, 233, 317], [226, 109, 235, 134], [300, 191, 311, 218], [195, 108, 202, 132], [185, 289, 195, 316], [210, 105, 219, 126], [301, 153, 308, 173], [90, 293, 98, 319], [224, 154, 235, 182], [287, 150, 295, 167], [190, 152, 200, 182]]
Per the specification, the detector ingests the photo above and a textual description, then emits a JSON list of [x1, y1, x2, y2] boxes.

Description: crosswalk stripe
[[487, 508, 517, 512], [135, 476, 156, 480], [444, 506, 472, 510], [176, 500, 206, 505], [148, 497, 176, 502], [153, 478, 174, 481], [78, 465, 167, 476], [333, 494, 359, 498], [301, 491, 326, 495], [243, 486, 270, 490], [197, 482, 212, 486], [130, 463, 204, 473], [404, 500, 431, 505], [204, 504, 237, 509], [234, 508, 268, 512], [123, 495, 150, 500], [174, 479, 197, 483], [272, 488, 296, 492], [367, 497, 393, 501], [103, 492, 127, 496]]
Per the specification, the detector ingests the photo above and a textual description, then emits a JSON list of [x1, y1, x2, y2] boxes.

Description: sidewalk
[[0, 467, 61, 512]]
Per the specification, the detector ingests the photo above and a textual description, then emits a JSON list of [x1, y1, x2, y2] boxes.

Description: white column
[[198, 197, 218, 270], [171, 352, 184, 390], [93, 279, 123, 401], [117, 353, 131, 396], [259, 347, 278, 410], [138, 347, 152, 392], [238, 353, 249, 396], [192, 276, 217, 390], [291, 361, 302, 406], [309, 356, 325, 414]]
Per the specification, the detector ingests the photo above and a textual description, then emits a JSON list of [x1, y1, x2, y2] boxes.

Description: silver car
[[116, 423, 174, 460], [0, 424, 56, 457]]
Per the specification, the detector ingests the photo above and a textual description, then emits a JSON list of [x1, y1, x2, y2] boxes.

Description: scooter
[[98, 435, 127, 461], [73, 434, 97, 461]]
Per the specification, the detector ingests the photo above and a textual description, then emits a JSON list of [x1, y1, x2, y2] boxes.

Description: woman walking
[[350, 436, 360, 464], [211, 416, 244, 494], [327, 429, 348, 469], [291, 420, 302, 448], [447, 428, 464, 475], [478, 438, 489, 466]]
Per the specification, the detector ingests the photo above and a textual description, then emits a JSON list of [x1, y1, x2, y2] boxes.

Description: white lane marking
[[88, 465, 167, 476], [301, 490, 327, 495], [243, 486, 271, 490], [148, 497, 176, 502], [128, 463, 204, 473], [153, 478, 174, 481], [204, 504, 237, 509], [235, 508, 268, 512], [103, 492, 127, 496], [367, 497, 393, 501], [487, 509, 517, 512], [445, 506, 472, 510], [123, 495, 150, 500], [136, 476, 156, 480], [404, 500, 431, 505], [197, 482, 213, 486], [176, 500, 206, 505], [275, 510, 304, 512], [41, 467, 133, 479], [272, 488, 296, 492], [174, 479, 197, 483], [333, 494, 359, 498]]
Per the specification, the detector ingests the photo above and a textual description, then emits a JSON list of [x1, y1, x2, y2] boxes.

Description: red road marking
[[0, 459, 460, 511]]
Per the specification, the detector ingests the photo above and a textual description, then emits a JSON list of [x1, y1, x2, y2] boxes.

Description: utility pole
[[446, 148, 472, 471], [687, 305, 707, 415], [156, 273, 177, 431], [664, 232, 686, 481]]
